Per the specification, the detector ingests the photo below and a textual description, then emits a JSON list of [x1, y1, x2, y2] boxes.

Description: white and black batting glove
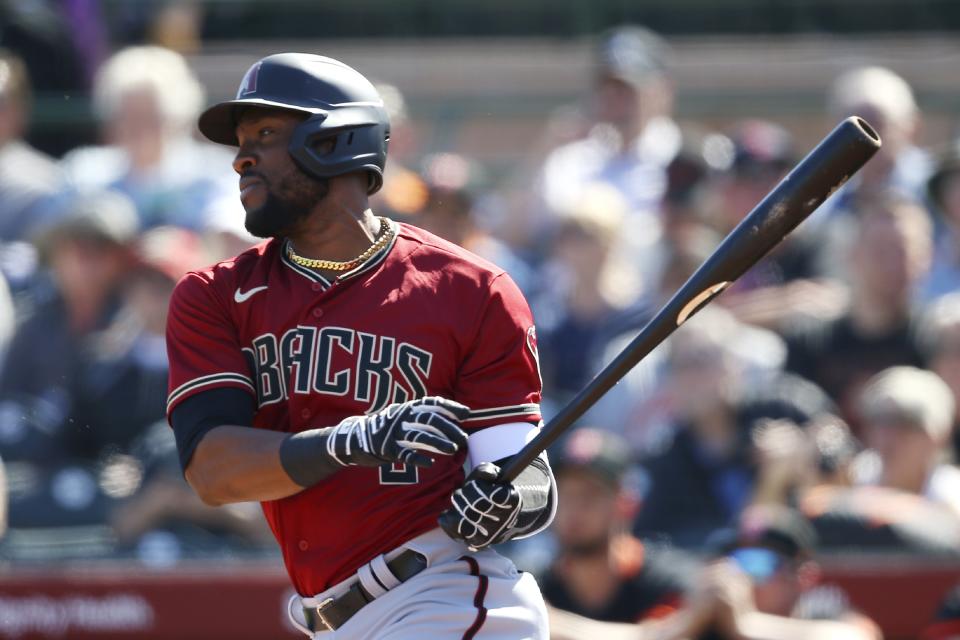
[[326, 396, 470, 469], [438, 462, 522, 550]]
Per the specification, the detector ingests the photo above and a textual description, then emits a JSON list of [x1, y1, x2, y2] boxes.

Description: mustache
[[240, 170, 269, 185]]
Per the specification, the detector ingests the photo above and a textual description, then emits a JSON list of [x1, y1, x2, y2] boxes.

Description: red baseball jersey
[[166, 220, 542, 596]]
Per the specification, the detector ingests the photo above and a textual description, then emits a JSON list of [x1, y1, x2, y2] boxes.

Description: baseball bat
[[498, 116, 881, 483]]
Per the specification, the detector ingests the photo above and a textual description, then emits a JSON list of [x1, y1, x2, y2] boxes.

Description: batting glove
[[438, 462, 522, 550], [327, 396, 470, 469]]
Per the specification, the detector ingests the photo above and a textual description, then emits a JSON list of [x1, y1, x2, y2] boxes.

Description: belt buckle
[[314, 596, 337, 630]]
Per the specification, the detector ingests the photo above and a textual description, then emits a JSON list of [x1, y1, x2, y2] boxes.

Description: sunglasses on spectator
[[728, 547, 789, 583]]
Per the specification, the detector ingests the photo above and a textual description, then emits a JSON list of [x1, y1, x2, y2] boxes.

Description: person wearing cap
[[529, 25, 679, 282], [0, 190, 136, 528], [856, 366, 960, 516], [65, 226, 208, 464], [0, 190, 136, 430], [540, 428, 696, 625], [704, 120, 842, 330], [550, 503, 880, 639], [700, 504, 880, 640], [0, 49, 64, 243]]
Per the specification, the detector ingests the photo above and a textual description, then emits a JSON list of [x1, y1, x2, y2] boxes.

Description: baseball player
[[165, 53, 556, 638]]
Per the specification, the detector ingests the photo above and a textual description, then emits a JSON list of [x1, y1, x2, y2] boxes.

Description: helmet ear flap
[[288, 111, 387, 195]]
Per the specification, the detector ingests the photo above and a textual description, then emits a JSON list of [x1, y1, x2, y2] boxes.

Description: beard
[[243, 167, 329, 239], [561, 535, 609, 558]]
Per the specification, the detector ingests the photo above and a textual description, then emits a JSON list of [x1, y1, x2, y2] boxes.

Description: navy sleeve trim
[[169, 387, 255, 473]]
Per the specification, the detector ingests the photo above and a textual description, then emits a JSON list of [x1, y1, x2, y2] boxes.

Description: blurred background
[[1, 1, 960, 638]]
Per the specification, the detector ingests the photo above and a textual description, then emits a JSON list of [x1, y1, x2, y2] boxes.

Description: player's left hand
[[438, 462, 521, 550]]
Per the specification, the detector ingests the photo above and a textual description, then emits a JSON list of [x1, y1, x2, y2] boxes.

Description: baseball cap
[[858, 366, 956, 442], [34, 190, 139, 255], [552, 428, 632, 488], [594, 25, 670, 87], [728, 120, 795, 178], [713, 505, 818, 561]]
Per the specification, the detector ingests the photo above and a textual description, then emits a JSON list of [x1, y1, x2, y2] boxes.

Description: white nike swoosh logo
[[234, 286, 268, 303]]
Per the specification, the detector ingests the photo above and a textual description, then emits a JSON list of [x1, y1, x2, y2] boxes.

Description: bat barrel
[[497, 116, 881, 483]]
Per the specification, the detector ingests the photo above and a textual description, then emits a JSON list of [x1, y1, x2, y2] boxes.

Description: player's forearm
[[546, 605, 702, 640], [186, 425, 310, 505], [734, 612, 875, 640]]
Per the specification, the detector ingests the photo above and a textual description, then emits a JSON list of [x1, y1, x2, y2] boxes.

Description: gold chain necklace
[[287, 218, 394, 272]]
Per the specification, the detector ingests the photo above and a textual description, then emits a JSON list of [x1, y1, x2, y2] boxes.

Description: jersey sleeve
[[454, 272, 542, 431], [166, 271, 256, 418]]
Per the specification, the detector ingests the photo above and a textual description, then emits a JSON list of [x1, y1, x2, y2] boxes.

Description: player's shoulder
[[172, 238, 277, 303], [395, 222, 508, 282]]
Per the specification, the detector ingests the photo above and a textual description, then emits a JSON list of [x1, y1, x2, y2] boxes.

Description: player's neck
[[285, 183, 381, 269]]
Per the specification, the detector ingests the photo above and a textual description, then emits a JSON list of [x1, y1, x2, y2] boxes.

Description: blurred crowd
[[0, 14, 960, 639]]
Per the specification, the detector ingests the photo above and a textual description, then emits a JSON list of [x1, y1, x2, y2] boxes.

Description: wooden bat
[[499, 116, 881, 482]]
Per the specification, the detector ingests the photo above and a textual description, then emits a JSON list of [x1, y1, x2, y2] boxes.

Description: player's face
[[233, 109, 328, 239]]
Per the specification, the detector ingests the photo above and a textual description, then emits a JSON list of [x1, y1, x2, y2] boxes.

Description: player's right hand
[[326, 396, 470, 469]]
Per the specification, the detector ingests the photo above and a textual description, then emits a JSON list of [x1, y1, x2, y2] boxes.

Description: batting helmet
[[198, 53, 390, 194]]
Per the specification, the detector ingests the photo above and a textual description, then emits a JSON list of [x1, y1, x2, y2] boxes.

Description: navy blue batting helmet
[[198, 53, 390, 194]]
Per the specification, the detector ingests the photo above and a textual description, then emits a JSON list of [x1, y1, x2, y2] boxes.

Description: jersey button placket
[[298, 540, 309, 551], [311, 282, 322, 292], [312, 308, 323, 318]]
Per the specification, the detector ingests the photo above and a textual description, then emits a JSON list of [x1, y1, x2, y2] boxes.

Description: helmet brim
[[197, 98, 325, 146]]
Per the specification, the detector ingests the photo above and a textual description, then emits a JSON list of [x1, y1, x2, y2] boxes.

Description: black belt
[[310, 549, 428, 631]]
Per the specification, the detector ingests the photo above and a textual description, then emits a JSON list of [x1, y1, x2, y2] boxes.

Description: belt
[[311, 549, 428, 631]]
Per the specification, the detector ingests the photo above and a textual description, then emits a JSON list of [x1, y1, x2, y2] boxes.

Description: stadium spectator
[[618, 125, 723, 314], [0, 191, 137, 528], [588, 306, 786, 455], [60, 45, 237, 231], [921, 293, 960, 458], [539, 428, 696, 624], [528, 24, 679, 286], [784, 192, 931, 429], [0, 49, 64, 244], [99, 226, 273, 561], [536, 25, 678, 216], [550, 505, 880, 640], [922, 139, 960, 303], [818, 65, 931, 222], [0, 190, 138, 463], [751, 415, 860, 511], [64, 226, 206, 462], [707, 120, 845, 330], [631, 315, 830, 548], [702, 505, 881, 640], [532, 185, 637, 403], [856, 366, 960, 516], [782, 376, 960, 556]]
